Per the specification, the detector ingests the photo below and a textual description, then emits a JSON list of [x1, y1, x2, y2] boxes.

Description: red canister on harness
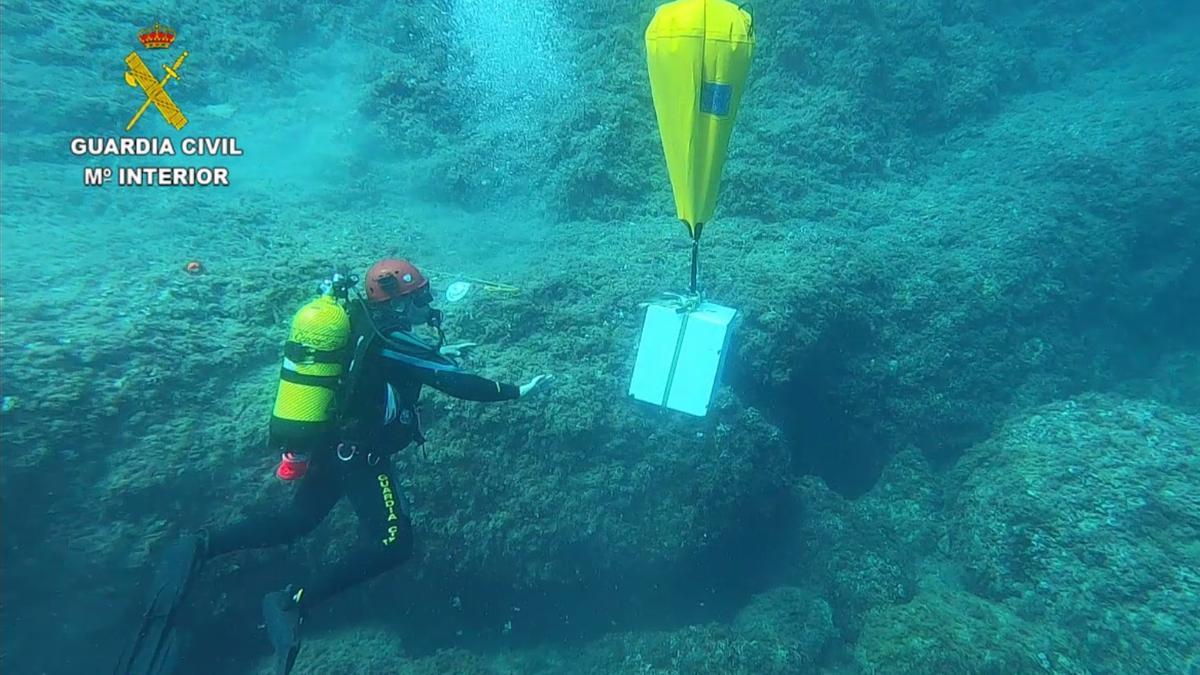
[[276, 452, 309, 481]]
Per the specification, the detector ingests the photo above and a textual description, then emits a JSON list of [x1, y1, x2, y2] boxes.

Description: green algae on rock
[[948, 395, 1200, 674], [854, 584, 1086, 675]]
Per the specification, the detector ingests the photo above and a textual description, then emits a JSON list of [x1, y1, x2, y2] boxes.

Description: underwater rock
[[853, 584, 1086, 675], [569, 616, 831, 675], [289, 589, 835, 675], [729, 585, 836, 666], [270, 625, 496, 675], [400, 380, 792, 589], [947, 394, 1200, 674], [787, 450, 945, 640]]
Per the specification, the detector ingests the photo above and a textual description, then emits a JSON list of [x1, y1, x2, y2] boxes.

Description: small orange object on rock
[[185, 261, 204, 274]]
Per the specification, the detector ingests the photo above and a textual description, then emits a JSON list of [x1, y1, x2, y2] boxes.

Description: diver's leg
[[286, 452, 414, 608], [259, 452, 413, 674], [117, 452, 343, 673], [204, 452, 341, 557]]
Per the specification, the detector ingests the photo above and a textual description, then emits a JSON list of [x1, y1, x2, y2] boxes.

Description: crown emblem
[[138, 22, 176, 49]]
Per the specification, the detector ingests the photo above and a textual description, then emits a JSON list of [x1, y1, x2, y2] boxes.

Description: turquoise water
[[2, 1, 1198, 673]]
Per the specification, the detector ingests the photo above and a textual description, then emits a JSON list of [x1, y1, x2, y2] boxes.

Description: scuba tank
[[267, 268, 452, 478], [269, 286, 352, 454]]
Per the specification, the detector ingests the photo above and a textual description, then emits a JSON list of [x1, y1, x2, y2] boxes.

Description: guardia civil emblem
[[123, 21, 189, 131]]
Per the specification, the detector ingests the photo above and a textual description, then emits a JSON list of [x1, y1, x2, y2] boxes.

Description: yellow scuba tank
[[269, 294, 351, 447]]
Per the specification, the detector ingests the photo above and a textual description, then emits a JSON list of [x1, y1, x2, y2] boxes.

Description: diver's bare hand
[[519, 374, 553, 398], [440, 342, 478, 358]]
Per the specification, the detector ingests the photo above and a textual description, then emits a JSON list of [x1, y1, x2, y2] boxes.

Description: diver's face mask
[[384, 283, 442, 330], [407, 285, 443, 328]]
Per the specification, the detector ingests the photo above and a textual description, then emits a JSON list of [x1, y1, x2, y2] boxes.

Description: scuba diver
[[116, 259, 552, 675]]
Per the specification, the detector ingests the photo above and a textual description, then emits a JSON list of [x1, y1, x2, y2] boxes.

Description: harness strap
[[284, 341, 347, 364], [279, 366, 339, 389]]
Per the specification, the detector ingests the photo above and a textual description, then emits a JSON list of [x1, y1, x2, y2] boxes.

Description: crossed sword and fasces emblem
[[123, 50, 189, 131]]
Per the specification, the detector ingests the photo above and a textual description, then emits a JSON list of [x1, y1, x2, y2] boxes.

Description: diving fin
[[263, 588, 303, 675], [114, 534, 205, 675]]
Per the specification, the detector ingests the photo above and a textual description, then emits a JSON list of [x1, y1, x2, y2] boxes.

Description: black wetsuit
[[205, 317, 519, 608]]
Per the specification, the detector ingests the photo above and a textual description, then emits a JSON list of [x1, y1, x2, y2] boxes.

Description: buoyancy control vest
[[333, 299, 462, 451]]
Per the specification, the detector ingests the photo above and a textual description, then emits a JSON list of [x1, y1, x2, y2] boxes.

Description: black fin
[[114, 536, 203, 675], [262, 590, 302, 675]]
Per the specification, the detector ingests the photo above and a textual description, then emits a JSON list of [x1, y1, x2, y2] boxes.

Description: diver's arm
[[421, 370, 552, 400], [374, 351, 516, 402], [419, 369, 521, 402], [374, 336, 544, 401]]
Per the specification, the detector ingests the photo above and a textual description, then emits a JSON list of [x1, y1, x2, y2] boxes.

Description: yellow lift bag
[[646, 0, 755, 248], [632, 0, 754, 417]]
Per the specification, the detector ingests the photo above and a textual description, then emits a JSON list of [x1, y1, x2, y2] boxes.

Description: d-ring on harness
[[336, 442, 380, 465]]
